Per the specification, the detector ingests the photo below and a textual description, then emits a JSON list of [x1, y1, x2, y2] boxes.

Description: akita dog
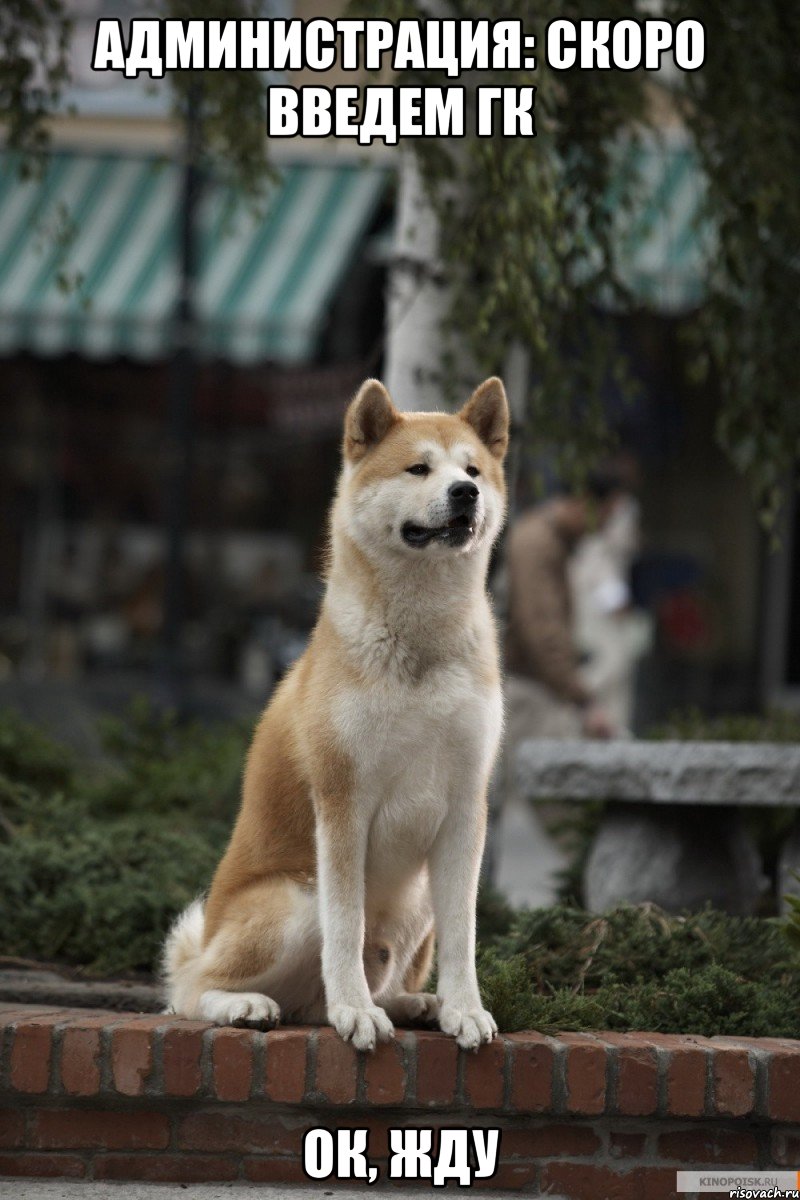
[[163, 376, 509, 1051]]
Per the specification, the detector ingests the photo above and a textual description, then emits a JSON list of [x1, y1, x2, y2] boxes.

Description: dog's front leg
[[316, 809, 394, 1051], [428, 796, 497, 1050]]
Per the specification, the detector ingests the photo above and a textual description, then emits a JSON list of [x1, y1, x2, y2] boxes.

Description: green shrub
[[475, 881, 516, 941], [785, 873, 800, 953], [475, 903, 800, 1037], [0, 707, 74, 791], [0, 811, 226, 974], [648, 706, 800, 743], [0, 701, 246, 975], [479, 958, 799, 1040], [90, 697, 248, 820], [493, 903, 795, 989]]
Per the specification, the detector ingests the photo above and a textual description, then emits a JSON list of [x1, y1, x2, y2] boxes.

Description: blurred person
[[570, 489, 653, 733], [488, 469, 629, 909], [503, 468, 627, 744]]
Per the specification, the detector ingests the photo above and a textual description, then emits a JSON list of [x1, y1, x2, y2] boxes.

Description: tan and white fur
[[163, 377, 509, 1051]]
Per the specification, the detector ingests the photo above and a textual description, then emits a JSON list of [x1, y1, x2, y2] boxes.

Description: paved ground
[[0, 675, 258, 761], [493, 796, 566, 909]]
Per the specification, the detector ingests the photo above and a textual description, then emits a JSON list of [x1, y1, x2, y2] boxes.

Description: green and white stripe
[[0, 135, 711, 364], [0, 152, 388, 364], [612, 131, 713, 312]]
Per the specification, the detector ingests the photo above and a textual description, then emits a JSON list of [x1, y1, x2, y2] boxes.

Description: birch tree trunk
[[383, 146, 530, 427], [383, 149, 453, 412]]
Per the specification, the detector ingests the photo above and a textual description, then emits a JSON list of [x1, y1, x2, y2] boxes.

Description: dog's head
[[336, 378, 509, 562]]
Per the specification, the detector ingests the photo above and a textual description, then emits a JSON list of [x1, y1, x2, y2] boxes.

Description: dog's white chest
[[333, 662, 501, 886], [335, 661, 497, 777]]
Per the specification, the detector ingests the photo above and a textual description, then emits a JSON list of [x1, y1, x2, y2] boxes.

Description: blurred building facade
[[0, 0, 394, 701], [0, 2, 793, 725]]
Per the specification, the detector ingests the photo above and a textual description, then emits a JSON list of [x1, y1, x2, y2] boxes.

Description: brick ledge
[[2, 1003, 799, 1195]]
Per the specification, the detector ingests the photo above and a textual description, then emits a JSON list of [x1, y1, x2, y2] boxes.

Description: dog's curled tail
[[161, 898, 205, 1014]]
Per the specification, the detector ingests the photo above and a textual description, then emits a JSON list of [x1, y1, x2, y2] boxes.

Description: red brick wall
[[1, 1004, 799, 1196]]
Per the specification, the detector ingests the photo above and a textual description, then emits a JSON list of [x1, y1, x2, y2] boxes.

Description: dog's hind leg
[[198, 988, 281, 1028], [380, 925, 440, 1026], [165, 876, 323, 1027], [403, 926, 436, 993]]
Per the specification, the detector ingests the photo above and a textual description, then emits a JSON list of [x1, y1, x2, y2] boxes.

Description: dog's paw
[[329, 1003, 394, 1051], [438, 1002, 497, 1050], [384, 992, 440, 1025], [199, 989, 281, 1029]]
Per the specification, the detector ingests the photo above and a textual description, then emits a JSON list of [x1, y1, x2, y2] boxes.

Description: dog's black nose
[[448, 480, 479, 508]]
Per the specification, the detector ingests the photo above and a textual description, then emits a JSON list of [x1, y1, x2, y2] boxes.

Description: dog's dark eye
[[406, 463, 430, 476], [466, 465, 480, 478]]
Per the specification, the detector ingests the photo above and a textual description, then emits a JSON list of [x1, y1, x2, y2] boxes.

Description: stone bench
[[516, 740, 800, 914]]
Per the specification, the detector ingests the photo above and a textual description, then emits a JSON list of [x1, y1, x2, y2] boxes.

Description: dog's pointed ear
[[459, 377, 509, 460], [344, 379, 400, 462]]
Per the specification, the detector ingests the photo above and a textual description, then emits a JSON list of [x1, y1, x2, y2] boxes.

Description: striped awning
[[0, 152, 388, 364], [609, 132, 712, 313], [565, 131, 711, 313]]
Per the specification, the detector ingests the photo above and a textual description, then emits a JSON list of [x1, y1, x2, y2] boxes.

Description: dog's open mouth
[[401, 513, 476, 548]]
